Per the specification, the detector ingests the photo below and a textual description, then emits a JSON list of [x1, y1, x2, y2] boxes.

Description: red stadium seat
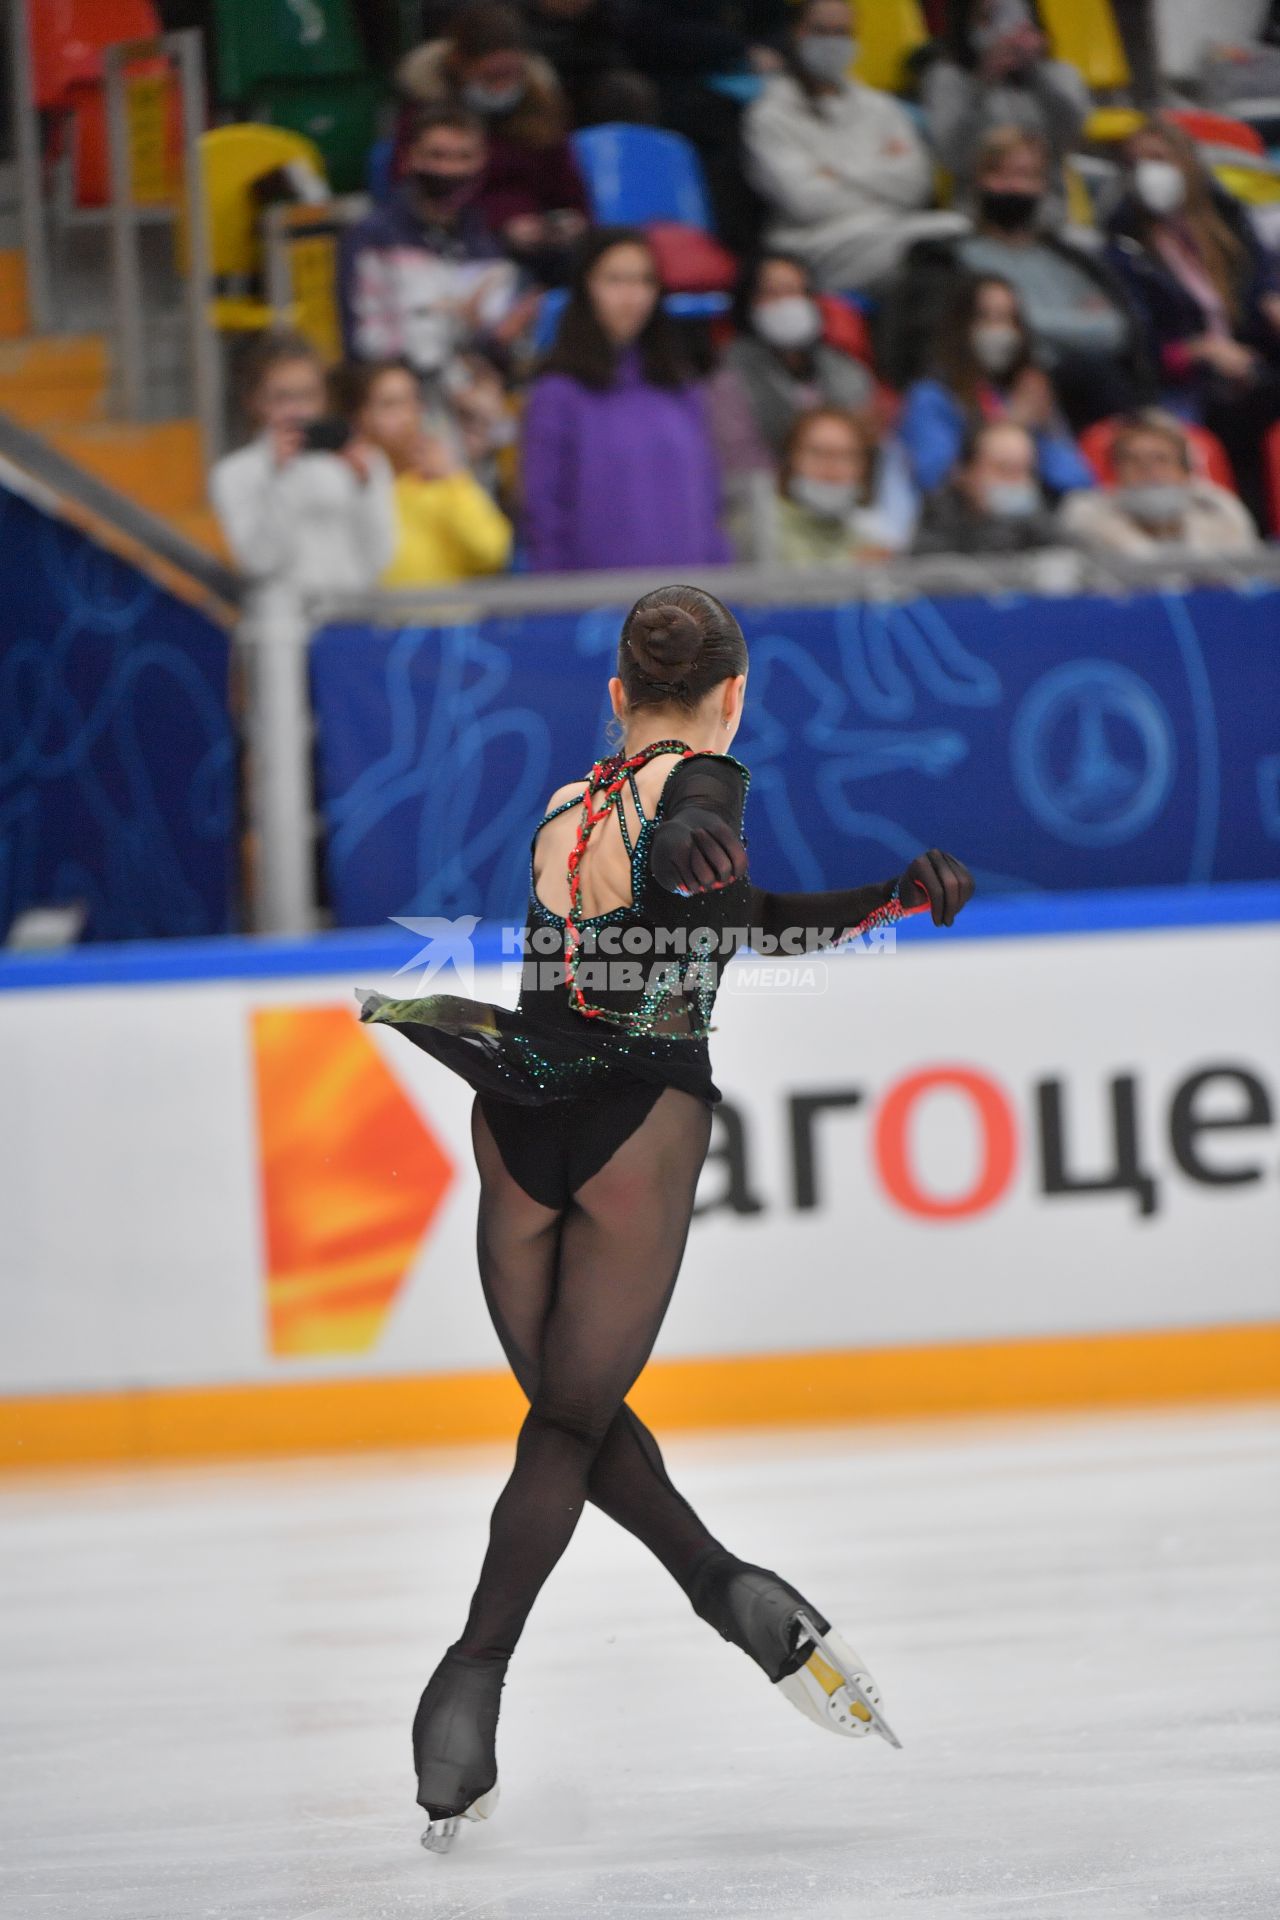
[[1163, 109, 1266, 158], [30, 0, 162, 107], [1264, 421, 1280, 536], [1080, 416, 1238, 492], [818, 293, 874, 366]]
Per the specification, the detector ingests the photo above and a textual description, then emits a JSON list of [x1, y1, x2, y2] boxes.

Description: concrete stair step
[[45, 418, 207, 516]]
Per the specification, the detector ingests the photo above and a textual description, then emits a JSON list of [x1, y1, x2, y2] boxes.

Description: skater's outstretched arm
[[649, 755, 974, 947]]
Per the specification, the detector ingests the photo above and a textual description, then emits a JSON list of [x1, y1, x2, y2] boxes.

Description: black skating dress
[[356, 741, 917, 1206]]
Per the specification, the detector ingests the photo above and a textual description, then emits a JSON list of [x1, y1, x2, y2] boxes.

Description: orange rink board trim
[[2, 1323, 1277, 1470]]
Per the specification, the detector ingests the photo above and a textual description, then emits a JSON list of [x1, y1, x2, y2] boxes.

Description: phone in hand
[[301, 416, 352, 454]]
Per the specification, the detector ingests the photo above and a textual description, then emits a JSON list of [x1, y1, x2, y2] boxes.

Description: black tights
[[454, 1086, 728, 1662]]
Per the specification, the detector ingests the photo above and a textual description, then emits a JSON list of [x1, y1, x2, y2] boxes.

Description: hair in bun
[[616, 585, 747, 720]]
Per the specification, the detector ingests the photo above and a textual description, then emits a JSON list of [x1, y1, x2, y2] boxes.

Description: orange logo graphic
[[251, 1006, 455, 1357]]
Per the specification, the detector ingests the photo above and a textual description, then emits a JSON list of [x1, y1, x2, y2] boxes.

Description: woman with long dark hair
[[356, 582, 974, 1851], [1105, 114, 1280, 528], [899, 272, 1094, 495], [520, 228, 731, 570]]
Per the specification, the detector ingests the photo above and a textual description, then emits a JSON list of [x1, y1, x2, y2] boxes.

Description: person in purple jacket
[[520, 228, 733, 572]]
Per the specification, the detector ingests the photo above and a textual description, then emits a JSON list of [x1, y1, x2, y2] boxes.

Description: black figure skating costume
[[357, 742, 922, 1845]]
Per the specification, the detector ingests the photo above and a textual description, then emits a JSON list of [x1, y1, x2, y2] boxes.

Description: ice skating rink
[[2, 1403, 1276, 1920]]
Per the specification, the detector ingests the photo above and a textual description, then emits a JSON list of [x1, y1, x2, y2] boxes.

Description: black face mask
[[979, 189, 1040, 232], [410, 169, 474, 206]]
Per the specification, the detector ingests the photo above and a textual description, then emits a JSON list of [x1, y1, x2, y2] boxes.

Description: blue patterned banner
[[310, 585, 1280, 929], [0, 485, 237, 943]]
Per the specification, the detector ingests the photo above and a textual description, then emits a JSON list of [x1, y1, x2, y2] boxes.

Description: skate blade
[[781, 1610, 904, 1749], [418, 1778, 500, 1853]]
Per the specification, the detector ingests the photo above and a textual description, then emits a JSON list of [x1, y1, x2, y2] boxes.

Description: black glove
[[898, 848, 975, 927], [650, 807, 750, 895]]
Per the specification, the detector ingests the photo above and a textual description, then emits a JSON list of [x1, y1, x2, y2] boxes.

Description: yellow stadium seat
[[1062, 158, 1095, 229], [849, 0, 926, 94], [1212, 162, 1280, 206], [1039, 0, 1130, 94], [200, 124, 328, 283]]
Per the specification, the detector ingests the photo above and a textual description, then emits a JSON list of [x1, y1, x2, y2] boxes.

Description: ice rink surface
[[1, 1403, 1277, 1920]]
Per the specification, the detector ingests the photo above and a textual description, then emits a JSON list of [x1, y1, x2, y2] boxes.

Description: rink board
[[1, 887, 1277, 1463]]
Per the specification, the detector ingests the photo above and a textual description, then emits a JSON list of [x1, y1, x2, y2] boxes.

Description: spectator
[[749, 406, 915, 566], [912, 418, 1058, 553], [1104, 115, 1280, 531], [396, 1, 589, 283], [707, 253, 874, 482], [622, 1, 790, 253], [899, 273, 1094, 495], [919, 0, 1089, 218], [741, 0, 968, 294], [210, 332, 396, 611], [880, 128, 1151, 425], [523, 0, 659, 127], [520, 227, 731, 571], [1057, 409, 1262, 557], [338, 105, 526, 385], [333, 359, 514, 587]]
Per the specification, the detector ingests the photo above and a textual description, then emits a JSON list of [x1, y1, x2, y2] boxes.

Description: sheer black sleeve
[[650, 753, 900, 954]]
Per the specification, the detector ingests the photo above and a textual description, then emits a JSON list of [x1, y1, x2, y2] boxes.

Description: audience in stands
[[1104, 116, 1280, 531], [520, 227, 730, 571], [913, 419, 1059, 554], [881, 129, 1150, 428], [706, 251, 874, 541], [919, 0, 1089, 220], [748, 406, 915, 566], [522, 0, 659, 128], [1058, 410, 1262, 557], [742, 0, 968, 294], [899, 273, 1095, 496], [211, 333, 396, 610], [333, 359, 513, 587], [396, 2, 589, 285], [338, 105, 527, 383]]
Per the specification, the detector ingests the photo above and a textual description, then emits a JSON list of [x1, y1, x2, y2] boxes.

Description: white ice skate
[[780, 1610, 903, 1748], [420, 1779, 501, 1854]]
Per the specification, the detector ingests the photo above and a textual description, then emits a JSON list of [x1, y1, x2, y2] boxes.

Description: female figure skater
[[356, 583, 974, 1852]]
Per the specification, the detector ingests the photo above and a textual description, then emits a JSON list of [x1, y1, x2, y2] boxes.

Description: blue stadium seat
[[570, 124, 714, 231], [366, 135, 395, 205]]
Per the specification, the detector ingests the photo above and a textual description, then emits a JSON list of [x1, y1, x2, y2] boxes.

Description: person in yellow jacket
[[333, 358, 514, 587]]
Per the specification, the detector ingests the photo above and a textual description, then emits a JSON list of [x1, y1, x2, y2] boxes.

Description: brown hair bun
[[629, 604, 702, 679]]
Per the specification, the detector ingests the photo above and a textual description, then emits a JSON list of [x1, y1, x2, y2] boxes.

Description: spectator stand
[[211, 0, 382, 195]]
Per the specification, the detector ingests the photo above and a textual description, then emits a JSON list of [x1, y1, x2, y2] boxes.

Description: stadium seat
[[570, 124, 714, 231], [1165, 110, 1265, 158], [1264, 421, 1280, 537], [850, 0, 926, 94], [197, 124, 329, 334], [249, 75, 382, 195], [367, 135, 396, 205], [1039, 0, 1130, 93], [1079, 416, 1237, 493], [213, 0, 365, 104], [30, 0, 173, 211]]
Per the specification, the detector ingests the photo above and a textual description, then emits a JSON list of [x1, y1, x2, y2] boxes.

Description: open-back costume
[[355, 738, 924, 1837]]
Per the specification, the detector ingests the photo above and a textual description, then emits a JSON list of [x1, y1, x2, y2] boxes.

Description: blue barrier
[[0, 485, 237, 943], [309, 585, 1280, 930]]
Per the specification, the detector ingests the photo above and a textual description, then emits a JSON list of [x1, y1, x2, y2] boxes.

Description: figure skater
[[356, 583, 974, 1852]]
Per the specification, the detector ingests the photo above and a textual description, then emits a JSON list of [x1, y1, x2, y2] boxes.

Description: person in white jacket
[[742, 0, 969, 294], [211, 331, 397, 621]]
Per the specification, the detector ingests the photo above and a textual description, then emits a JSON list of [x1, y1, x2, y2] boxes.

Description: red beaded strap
[[832, 876, 932, 947], [563, 737, 695, 1026]]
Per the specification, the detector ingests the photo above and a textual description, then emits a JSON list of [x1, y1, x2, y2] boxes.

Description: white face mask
[[789, 473, 857, 519], [463, 79, 525, 115], [971, 322, 1022, 376], [797, 34, 857, 84], [1115, 481, 1188, 525], [753, 295, 823, 351], [985, 478, 1040, 519], [1134, 158, 1187, 217]]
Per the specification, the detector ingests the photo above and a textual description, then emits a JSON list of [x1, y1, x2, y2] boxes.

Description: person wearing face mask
[[705, 252, 875, 538], [741, 0, 969, 294], [912, 418, 1059, 554], [900, 273, 1094, 496], [919, 0, 1089, 225], [1057, 410, 1261, 558], [750, 406, 915, 565], [1104, 116, 1280, 533], [338, 105, 529, 386], [396, 2, 589, 285]]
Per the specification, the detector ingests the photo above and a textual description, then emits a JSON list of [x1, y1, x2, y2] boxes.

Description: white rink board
[[1, 920, 1278, 1395]]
